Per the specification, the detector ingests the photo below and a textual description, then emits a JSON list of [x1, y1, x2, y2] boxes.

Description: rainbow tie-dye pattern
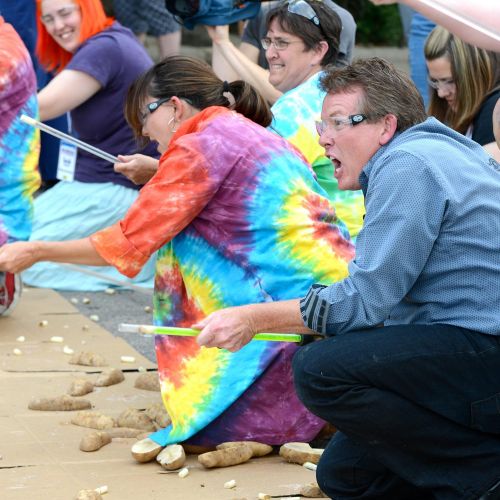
[[92, 107, 355, 446], [0, 18, 40, 243], [270, 71, 365, 239]]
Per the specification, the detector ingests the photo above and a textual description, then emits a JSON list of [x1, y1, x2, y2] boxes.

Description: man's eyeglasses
[[140, 97, 172, 125], [427, 77, 455, 91], [287, 0, 320, 27], [40, 5, 79, 26], [315, 114, 369, 135], [261, 37, 303, 51]]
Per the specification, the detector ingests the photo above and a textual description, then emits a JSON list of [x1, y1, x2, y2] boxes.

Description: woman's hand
[[205, 25, 231, 45], [0, 242, 39, 273], [114, 154, 159, 185], [193, 306, 257, 352]]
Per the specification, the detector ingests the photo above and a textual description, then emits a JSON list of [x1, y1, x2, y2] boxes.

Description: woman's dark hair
[[125, 55, 272, 138], [266, 0, 341, 67]]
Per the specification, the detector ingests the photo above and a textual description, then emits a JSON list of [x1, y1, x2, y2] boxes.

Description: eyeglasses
[[427, 77, 455, 91], [261, 37, 303, 51], [40, 5, 79, 26], [315, 114, 369, 135], [140, 97, 172, 125], [287, 0, 320, 27]]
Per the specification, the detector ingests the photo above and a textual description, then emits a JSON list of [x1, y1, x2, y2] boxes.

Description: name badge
[[56, 140, 77, 182]]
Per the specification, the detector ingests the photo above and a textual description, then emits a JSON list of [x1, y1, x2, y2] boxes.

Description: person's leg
[[141, 0, 181, 59], [318, 431, 433, 499], [157, 30, 181, 58], [293, 324, 500, 499], [408, 13, 435, 108], [397, 4, 415, 42]]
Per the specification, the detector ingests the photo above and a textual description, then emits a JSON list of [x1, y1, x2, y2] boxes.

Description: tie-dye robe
[[91, 106, 354, 446], [0, 17, 40, 243], [270, 71, 365, 239]]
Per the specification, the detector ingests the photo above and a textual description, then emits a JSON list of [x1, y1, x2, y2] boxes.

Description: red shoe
[[0, 272, 22, 316]]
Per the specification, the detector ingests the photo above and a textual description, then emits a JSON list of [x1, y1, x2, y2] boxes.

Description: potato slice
[[279, 442, 324, 465], [131, 437, 163, 463], [156, 444, 186, 470]]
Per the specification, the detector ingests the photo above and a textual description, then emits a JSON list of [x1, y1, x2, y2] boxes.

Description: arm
[[38, 69, 102, 121], [483, 142, 500, 162], [194, 299, 314, 352], [0, 238, 107, 274], [114, 154, 159, 185], [91, 135, 225, 278], [369, 0, 500, 51], [207, 25, 282, 104]]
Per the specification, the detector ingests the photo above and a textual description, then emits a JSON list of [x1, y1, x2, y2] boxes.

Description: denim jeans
[[292, 324, 500, 499], [408, 14, 435, 108]]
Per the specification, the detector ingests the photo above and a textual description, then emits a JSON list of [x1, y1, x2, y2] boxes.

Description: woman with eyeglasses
[[425, 26, 500, 160], [0, 55, 355, 450], [208, 0, 364, 240], [22, 0, 158, 291]]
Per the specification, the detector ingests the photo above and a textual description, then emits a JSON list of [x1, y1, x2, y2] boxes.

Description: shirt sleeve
[[66, 34, 121, 88], [300, 150, 447, 334], [90, 137, 221, 278]]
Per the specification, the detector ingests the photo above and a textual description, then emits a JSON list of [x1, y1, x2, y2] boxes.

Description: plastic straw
[[20, 114, 119, 164], [119, 323, 303, 343]]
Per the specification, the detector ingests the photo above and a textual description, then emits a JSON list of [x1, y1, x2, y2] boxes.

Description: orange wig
[[36, 0, 114, 72]]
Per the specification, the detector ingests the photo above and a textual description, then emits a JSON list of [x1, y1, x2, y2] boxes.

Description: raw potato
[[131, 437, 163, 463], [75, 491, 102, 500], [71, 411, 116, 430], [117, 408, 156, 431], [69, 351, 107, 367], [300, 482, 328, 498], [145, 402, 171, 429], [105, 427, 145, 439], [216, 441, 273, 457], [80, 431, 112, 452], [279, 442, 324, 465], [134, 372, 160, 392], [28, 395, 92, 411], [198, 443, 253, 468], [94, 368, 124, 387], [68, 378, 94, 397], [156, 444, 186, 470]]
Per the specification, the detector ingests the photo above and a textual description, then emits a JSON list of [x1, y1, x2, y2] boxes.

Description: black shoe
[[478, 478, 500, 499]]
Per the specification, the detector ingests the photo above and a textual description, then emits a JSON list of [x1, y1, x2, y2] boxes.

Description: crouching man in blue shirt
[[194, 57, 500, 500]]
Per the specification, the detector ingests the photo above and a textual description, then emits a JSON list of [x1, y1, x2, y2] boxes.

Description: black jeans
[[292, 324, 500, 499]]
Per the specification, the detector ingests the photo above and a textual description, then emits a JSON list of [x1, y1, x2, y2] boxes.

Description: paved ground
[[58, 288, 157, 362]]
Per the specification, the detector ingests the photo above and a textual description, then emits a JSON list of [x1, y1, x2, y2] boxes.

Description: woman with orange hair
[[23, 0, 158, 291]]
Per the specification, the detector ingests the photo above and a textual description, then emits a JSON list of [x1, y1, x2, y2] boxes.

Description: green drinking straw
[[119, 323, 302, 343]]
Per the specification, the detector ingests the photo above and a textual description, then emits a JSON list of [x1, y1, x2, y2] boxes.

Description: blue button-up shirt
[[300, 118, 500, 335]]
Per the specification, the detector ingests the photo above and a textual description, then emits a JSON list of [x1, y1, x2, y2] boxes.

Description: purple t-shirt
[[67, 22, 157, 189]]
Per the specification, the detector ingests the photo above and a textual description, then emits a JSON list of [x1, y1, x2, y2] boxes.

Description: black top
[[471, 88, 500, 145]]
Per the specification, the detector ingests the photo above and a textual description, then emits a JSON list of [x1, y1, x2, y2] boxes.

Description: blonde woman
[[425, 26, 500, 160]]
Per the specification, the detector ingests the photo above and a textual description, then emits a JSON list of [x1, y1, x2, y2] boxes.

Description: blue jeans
[[408, 14, 435, 108], [292, 324, 500, 499]]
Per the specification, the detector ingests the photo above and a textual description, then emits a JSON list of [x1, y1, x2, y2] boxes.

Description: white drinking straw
[[21, 114, 119, 164]]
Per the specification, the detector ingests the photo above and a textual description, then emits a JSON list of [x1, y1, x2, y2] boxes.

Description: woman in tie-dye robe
[[0, 56, 354, 447]]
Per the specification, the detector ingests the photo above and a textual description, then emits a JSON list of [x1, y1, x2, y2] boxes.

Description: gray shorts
[[113, 0, 180, 36]]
